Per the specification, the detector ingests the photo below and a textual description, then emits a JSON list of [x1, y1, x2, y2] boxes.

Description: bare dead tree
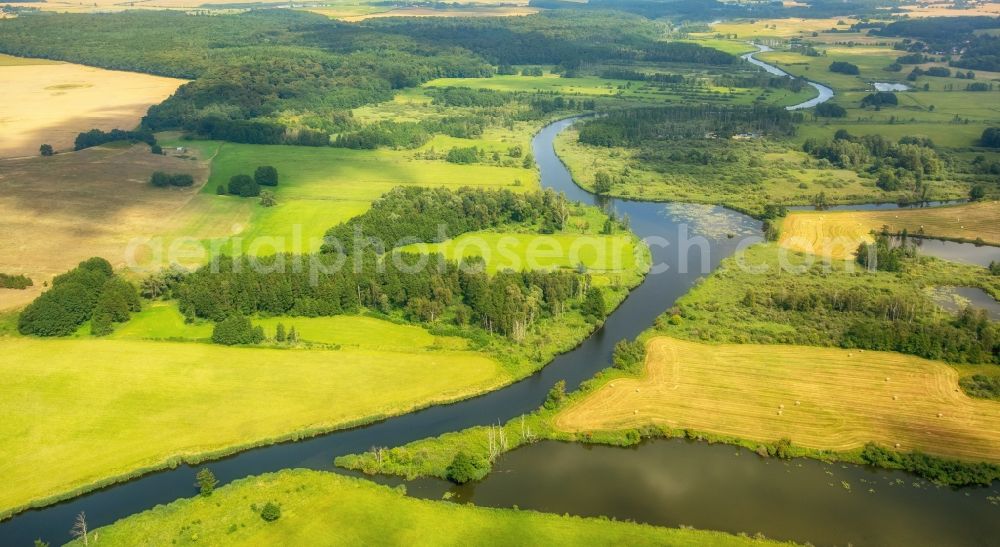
[[70, 512, 89, 546]]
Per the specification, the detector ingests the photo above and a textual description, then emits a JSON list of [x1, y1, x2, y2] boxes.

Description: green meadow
[[71, 470, 791, 547], [156, 137, 538, 255], [98, 301, 470, 351], [398, 231, 638, 275], [0, 332, 504, 519]]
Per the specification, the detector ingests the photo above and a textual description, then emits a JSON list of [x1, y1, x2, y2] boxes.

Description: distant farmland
[[556, 337, 1000, 463], [779, 201, 1000, 260], [0, 54, 184, 157]]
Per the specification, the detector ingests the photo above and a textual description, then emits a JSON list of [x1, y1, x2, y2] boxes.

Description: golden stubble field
[[0, 144, 241, 310], [556, 337, 1000, 463], [778, 202, 1000, 260], [0, 54, 185, 157]]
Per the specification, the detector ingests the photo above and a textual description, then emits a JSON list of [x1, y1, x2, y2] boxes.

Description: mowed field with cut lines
[[778, 201, 1000, 260], [555, 337, 1000, 463]]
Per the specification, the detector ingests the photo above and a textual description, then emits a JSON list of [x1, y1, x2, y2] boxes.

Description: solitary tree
[[275, 322, 286, 342], [969, 184, 986, 201], [39, 144, 54, 156], [195, 468, 218, 496]]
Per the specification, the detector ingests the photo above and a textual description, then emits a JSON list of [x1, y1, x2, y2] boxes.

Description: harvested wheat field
[[779, 201, 1000, 260], [0, 54, 185, 157], [0, 144, 229, 310], [556, 337, 1000, 463]]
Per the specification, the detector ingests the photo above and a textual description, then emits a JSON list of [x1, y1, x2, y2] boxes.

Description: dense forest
[[322, 187, 569, 254], [0, 9, 733, 142]]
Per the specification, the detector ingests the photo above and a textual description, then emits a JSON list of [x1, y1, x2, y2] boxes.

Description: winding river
[[742, 44, 835, 111], [3, 64, 998, 546]]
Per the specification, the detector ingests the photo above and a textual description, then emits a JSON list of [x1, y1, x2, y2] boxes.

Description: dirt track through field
[[556, 337, 1000, 463]]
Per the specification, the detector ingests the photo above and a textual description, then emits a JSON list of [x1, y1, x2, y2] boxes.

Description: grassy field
[[100, 301, 470, 350], [0, 335, 504, 518], [555, 336, 1000, 463], [779, 201, 1000, 259], [550, 127, 960, 215], [173, 138, 537, 255], [72, 469, 788, 547], [0, 55, 185, 157], [397, 231, 638, 274], [0, 144, 212, 310]]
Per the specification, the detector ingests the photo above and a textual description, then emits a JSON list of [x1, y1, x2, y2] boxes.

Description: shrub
[[260, 502, 281, 522], [39, 144, 54, 156], [254, 165, 278, 187], [0, 273, 32, 290], [150, 171, 194, 188], [981, 127, 1000, 148], [445, 452, 489, 484], [959, 374, 1000, 400], [612, 339, 646, 374], [543, 379, 566, 410]]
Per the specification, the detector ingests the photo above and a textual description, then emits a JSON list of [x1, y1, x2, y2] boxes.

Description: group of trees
[[742, 279, 998, 365], [829, 61, 859, 75], [578, 104, 799, 147], [150, 171, 194, 188], [224, 166, 278, 197], [74, 128, 156, 151], [855, 233, 917, 272], [18, 258, 139, 337], [211, 314, 265, 345], [803, 131, 942, 189], [814, 102, 847, 118], [843, 306, 997, 364], [176, 252, 589, 341], [860, 91, 898, 109], [322, 187, 570, 255]]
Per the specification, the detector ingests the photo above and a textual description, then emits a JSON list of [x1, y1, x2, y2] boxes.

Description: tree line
[[577, 104, 799, 147], [175, 252, 591, 342]]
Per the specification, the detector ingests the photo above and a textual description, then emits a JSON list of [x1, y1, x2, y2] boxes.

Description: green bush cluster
[[612, 339, 646, 374], [150, 171, 194, 188], [0, 273, 32, 290], [445, 452, 490, 484], [860, 442, 1000, 486]]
